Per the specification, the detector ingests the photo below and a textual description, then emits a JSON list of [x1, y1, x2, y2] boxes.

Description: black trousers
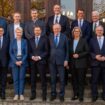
[[91, 66, 105, 98], [71, 67, 86, 99], [30, 62, 47, 97], [0, 66, 7, 96]]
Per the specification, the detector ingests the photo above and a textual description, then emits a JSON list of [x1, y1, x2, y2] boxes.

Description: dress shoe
[[92, 97, 97, 102], [13, 95, 19, 101], [1, 95, 5, 100], [71, 96, 78, 100], [20, 95, 24, 101], [50, 95, 56, 101], [79, 98, 83, 102], [30, 95, 36, 100], [59, 96, 64, 102], [42, 96, 46, 101]]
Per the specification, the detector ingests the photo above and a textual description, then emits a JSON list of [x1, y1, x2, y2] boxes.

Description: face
[[31, 10, 38, 20], [53, 24, 61, 35], [34, 27, 42, 36], [73, 28, 81, 38], [16, 29, 22, 39], [53, 5, 61, 15], [13, 13, 21, 23], [77, 10, 84, 19], [92, 13, 99, 22], [0, 28, 4, 37], [96, 27, 104, 37]]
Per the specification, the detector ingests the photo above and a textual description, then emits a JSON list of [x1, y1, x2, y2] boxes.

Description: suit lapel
[[101, 37, 105, 51], [75, 38, 81, 53], [95, 37, 101, 51]]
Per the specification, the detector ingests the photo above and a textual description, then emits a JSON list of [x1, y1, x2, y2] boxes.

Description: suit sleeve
[[22, 40, 28, 62], [78, 40, 89, 58], [65, 36, 69, 61], [9, 41, 17, 63]]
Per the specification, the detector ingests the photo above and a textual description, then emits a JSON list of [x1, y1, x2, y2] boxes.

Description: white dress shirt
[[0, 36, 3, 48], [17, 40, 22, 56], [54, 14, 61, 24], [97, 36, 104, 49], [14, 23, 20, 38]]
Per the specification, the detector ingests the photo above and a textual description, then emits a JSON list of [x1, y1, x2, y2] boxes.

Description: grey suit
[[25, 19, 46, 40], [49, 33, 69, 97], [7, 23, 25, 42]]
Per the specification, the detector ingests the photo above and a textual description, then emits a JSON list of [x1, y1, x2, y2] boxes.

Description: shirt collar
[[97, 36, 104, 39], [0, 36, 3, 39]]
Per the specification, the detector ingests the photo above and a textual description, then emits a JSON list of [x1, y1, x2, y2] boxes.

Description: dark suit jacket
[[0, 17, 7, 36], [90, 21, 105, 37], [49, 33, 69, 65], [9, 39, 28, 67], [46, 15, 70, 37], [69, 38, 89, 68], [89, 36, 105, 67], [0, 36, 9, 67], [25, 19, 46, 40], [71, 20, 91, 41], [7, 23, 25, 41], [28, 35, 49, 64]]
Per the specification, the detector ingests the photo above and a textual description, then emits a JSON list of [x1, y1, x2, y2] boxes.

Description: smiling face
[[13, 13, 21, 23], [95, 26, 104, 37], [92, 11, 99, 22], [77, 10, 84, 20], [53, 5, 61, 15], [72, 27, 81, 39], [53, 24, 61, 35]]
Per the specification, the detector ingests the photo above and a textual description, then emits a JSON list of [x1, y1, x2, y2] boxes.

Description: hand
[[18, 61, 22, 66], [101, 56, 105, 61], [73, 54, 79, 59], [96, 55, 102, 61], [32, 56, 35, 60], [16, 61, 20, 66], [64, 61, 68, 67]]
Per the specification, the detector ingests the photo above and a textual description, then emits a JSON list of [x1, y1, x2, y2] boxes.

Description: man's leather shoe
[[71, 96, 78, 100], [30, 95, 36, 100], [50, 95, 56, 101], [59, 96, 64, 102]]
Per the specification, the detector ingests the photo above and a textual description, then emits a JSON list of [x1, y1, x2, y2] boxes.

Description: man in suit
[[71, 9, 91, 42], [7, 12, 25, 42], [89, 25, 105, 102], [91, 11, 105, 37], [25, 9, 46, 40], [49, 23, 69, 102], [0, 17, 7, 36], [46, 4, 70, 38], [0, 26, 9, 99], [47, 4, 70, 85], [28, 26, 49, 101]]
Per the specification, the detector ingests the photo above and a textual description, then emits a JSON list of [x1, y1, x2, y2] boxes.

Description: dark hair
[[34, 26, 42, 30], [77, 8, 85, 13]]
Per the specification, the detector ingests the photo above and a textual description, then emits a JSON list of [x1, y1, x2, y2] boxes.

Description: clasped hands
[[32, 56, 41, 61], [96, 55, 105, 61]]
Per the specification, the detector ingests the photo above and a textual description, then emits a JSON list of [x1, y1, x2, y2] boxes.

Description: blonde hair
[[72, 27, 82, 37], [15, 27, 23, 34]]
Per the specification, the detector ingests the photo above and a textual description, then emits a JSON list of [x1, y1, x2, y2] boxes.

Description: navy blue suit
[[0, 17, 7, 36], [90, 36, 105, 98], [28, 35, 49, 97], [0, 36, 9, 96], [71, 20, 91, 42], [49, 33, 69, 97], [47, 15, 70, 37], [9, 39, 28, 95]]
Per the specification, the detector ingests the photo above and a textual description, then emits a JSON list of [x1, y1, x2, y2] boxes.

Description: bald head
[[92, 11, 100, 22]]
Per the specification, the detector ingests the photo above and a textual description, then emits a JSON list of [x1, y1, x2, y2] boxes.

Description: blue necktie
[[55, 16, 58, 23], [35, 37, 39, 47], [54, 36, 58, 46]]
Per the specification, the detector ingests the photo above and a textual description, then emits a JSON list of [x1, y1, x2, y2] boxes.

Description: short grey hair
[[15, 27, 23, 34], [92, 11, 100, 16]]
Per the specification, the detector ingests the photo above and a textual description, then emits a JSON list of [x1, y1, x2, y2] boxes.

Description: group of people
[[0, 4, 105, 103]]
